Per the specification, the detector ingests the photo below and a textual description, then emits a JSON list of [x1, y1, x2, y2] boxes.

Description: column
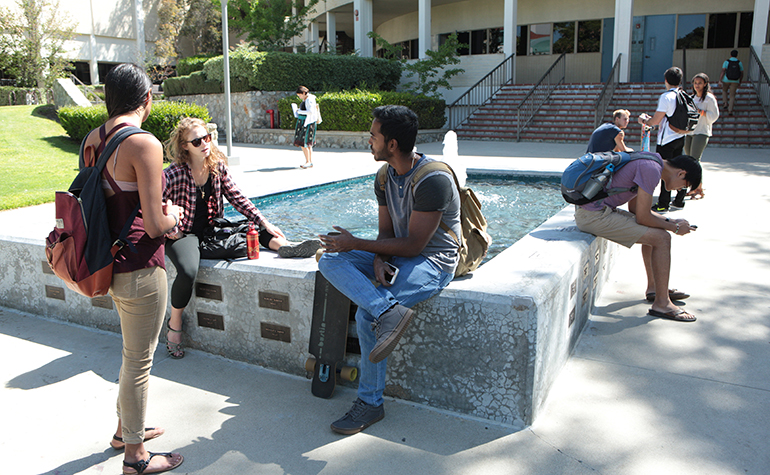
[[613, 0, 633, 82], [133, 0, 145, 63], [418, 0, 430, 59], [751, 0, 769, 55], [354, 0, 373, 57], [309, 20, 319, 53], [326, 11, 337, 53], [503, 0, 518, 57], [89, 0, 98, 84]]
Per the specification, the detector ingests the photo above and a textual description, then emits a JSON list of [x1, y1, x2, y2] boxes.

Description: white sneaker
[[300, 163, 313, 169]]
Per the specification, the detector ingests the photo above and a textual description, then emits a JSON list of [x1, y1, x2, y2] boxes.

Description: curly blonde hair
[[165, 117, 225, 176]]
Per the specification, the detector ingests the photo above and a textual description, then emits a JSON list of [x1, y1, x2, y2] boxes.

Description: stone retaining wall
[[169, 91, 447, 148]]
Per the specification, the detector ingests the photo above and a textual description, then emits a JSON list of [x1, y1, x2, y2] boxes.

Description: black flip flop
[[648, 308, 696, 322], [646, 289, 690, 302]]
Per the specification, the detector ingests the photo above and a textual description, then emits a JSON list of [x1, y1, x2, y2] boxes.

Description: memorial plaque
[[582, 288, 589, 305], [594, 249, 600, 265], [195, 283, 223, 301], [261, 322, 291, 343], [570, 280, 577, 299], [41, 261, 54, 275], [91, 295, 113, 309], [582, 261, 590, 278], [569, 306, 576, 327], [45, 285, 65, 300], [258, 291, 290, 311], [198, 311, 225, 330]]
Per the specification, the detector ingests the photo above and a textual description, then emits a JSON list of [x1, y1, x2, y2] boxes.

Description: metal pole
[[222, 0, 233, 156]]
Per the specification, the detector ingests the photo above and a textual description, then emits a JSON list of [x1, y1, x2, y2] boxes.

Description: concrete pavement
[[1, 140, 769, 474]]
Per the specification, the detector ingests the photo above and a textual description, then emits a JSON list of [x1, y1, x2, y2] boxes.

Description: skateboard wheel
[[340, 366, 357, 382], [305, 357, 316, 373]]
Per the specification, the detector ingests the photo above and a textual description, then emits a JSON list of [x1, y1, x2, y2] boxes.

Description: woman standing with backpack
[[84, 63, 184, 474], [684, 73, 719, 200]]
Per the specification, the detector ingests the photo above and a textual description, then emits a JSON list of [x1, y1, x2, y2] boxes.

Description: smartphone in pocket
[[384, 262, 399, 285]]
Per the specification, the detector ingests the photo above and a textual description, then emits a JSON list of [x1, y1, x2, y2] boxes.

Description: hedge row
[[164, 51, 402, 96], [176, 54, 216, 76], [278, 91, 446, 131], [0, 86, 48, 106], [58, 101, 211, 144], [162, 71, 251, 97]]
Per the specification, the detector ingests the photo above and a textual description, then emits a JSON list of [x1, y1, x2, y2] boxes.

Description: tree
[[0, 0, 75, 88], [181, 0, 222, 56], [154, 0, 187, 64], [369, 32, 466, 97], [228, 0, 320, 52]]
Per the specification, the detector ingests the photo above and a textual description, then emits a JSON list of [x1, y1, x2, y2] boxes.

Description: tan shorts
[[574, 205, 648, 248]]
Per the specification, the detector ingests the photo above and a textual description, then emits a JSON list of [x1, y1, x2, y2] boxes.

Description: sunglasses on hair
[[187, 134, 212, 147]]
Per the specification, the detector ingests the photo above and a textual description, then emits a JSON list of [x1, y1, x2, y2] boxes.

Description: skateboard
[[306, 271, 358, 398]]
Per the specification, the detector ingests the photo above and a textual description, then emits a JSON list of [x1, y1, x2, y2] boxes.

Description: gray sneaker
[[277, 239, 322, 258], [369, 304, 414, 363], [331, 398, 384, 435]]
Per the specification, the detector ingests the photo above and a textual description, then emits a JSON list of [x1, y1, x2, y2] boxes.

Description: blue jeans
[[318, 251, 454, 406]]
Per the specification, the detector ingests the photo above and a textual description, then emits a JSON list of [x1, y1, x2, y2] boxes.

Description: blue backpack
[[561, 151, 663, 205]]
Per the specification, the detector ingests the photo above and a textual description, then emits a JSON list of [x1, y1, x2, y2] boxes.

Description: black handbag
[[199, 217, 250, 259]]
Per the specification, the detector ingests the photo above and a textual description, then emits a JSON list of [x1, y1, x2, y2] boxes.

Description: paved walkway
[[1, 141, 769, 474]]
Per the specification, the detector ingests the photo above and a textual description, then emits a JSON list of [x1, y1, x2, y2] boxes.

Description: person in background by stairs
[[720, 50, 743, 117], [684, 73, 720, 200], [638, 67, 689, 212], [586, 109, 634, 153]]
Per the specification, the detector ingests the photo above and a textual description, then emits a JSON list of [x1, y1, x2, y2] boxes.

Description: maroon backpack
[[45, 124, 148, 297]]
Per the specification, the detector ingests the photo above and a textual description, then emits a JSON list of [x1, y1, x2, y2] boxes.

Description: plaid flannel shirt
[[163, 161, 265, 233]]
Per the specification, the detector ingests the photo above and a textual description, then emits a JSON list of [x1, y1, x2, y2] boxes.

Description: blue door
[[641, 14, 675, 83]]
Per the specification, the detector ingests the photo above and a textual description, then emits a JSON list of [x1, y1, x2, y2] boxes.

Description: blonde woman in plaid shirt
[[162, 118, 321, 358]]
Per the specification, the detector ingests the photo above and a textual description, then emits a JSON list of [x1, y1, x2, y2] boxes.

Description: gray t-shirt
[[374, 155, 461, 274]]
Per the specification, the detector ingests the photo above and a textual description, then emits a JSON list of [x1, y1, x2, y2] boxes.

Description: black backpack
[[668, 89, 699, 132], [725, 59, 741, 80]]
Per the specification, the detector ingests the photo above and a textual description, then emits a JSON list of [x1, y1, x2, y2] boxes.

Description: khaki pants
[[109, 266, 167, 444], [722, 82, 739, 114]]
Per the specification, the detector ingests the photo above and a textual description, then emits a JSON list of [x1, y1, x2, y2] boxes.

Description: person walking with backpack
[[85, 64, 184, 474], [638, 67, 690, 212], [317, 105, 460, 435], [720, 50, 743, 116], [684, 73, 720, 200]]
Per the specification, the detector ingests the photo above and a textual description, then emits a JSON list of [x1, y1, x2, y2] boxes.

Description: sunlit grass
[[0, 104, 80, 210]]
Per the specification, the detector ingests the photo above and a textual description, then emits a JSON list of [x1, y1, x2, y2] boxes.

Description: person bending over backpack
[[317, 105, 461, 435], [574, 154, 701, 322]]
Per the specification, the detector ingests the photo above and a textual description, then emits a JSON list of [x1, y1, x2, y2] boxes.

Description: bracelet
[[171, 213, 179, 228], [674, 223, 680, 234], [665, 217, 670, 222]]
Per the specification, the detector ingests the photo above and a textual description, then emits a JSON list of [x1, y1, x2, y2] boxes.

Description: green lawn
[[0, 105, 80, 210]]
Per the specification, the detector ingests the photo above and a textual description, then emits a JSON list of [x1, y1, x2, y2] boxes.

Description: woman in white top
[[684, 73, 719, 200], [292, 85, 322, 169]]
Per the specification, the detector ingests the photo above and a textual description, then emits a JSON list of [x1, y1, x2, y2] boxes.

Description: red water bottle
[[247, 223, 259, 259]]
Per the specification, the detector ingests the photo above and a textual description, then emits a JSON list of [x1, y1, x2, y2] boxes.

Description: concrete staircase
[[456, 82, 770, 148]]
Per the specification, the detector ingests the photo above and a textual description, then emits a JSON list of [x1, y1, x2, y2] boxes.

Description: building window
[[707, 13, 737, 48], [440, 28, 504, 56], [530, 23, 551, 55], [552, 22, 574, 54], [488, 27, 504, 54], [676, 14, 705, 49], [737, 12, 753, 47], [517, 25, 528, 56], [577, 20, 601, 53]]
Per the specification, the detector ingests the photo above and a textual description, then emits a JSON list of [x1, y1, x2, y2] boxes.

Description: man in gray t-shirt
[[318, 105, 460, 435]]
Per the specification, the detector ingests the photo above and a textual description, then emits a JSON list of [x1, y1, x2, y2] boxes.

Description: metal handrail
[[447, 54, 515, 130], [69, 74, 103, 103], [516, 53, 566, 141], [748, 46, 770, 126], [593, 54, 622, 128]]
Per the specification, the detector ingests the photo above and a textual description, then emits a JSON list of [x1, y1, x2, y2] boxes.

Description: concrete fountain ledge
[[0, 191, 615, 428]]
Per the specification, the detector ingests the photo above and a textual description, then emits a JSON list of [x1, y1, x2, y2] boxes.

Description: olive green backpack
[[377, 161, 491, 277]]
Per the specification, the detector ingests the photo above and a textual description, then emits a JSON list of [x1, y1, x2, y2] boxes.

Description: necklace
[[196, 184, 205, 201]]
